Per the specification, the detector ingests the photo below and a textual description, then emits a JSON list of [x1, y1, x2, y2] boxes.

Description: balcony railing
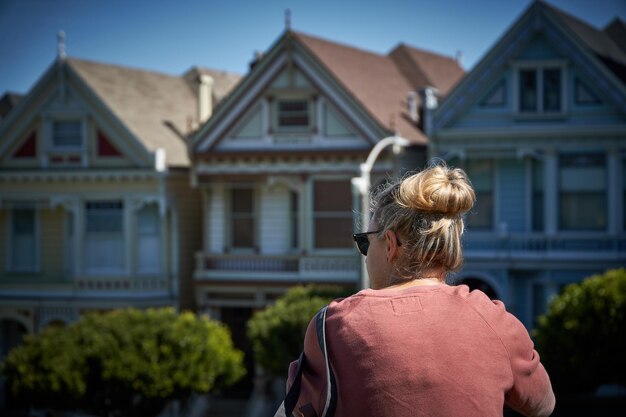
[[195, 252, 360, 282], [464, 233, 626, 261]]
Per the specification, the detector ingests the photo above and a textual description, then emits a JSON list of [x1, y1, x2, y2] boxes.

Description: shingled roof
[[68, 58, 241, 166], [293, 31, 464, 144], [547, 4, 626, 83]]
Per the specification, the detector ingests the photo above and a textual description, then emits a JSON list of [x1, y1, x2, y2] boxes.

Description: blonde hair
[[370, 162, 475, 281]]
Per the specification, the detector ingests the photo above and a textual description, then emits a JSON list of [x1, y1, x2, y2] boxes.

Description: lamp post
[[352, 135, 410, 290]]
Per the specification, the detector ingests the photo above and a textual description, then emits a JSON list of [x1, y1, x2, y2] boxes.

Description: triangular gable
[[0, 58, 155, 168], [11, 131, 37, 159], [191, 31, 392, 154], [435, 1, 626, 129]]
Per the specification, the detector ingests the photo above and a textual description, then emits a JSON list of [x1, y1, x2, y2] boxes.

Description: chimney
[[198, 74, 214, 124], [407, 91, 419, 124], [418, 86, 439, 137]]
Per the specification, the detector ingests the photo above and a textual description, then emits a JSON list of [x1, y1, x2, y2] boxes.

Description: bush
[[247, 284, 354, 378], [1, 307, 246, 417], [534, 268, 626, 394]]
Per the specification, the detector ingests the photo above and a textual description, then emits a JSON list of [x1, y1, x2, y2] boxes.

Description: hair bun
[[398, 165, 475, 216]]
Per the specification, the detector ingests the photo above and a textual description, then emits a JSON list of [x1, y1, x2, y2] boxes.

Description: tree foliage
[[247, 284, 354, 378], [534, 268, 626, 394], [1, 307, 245, 417]]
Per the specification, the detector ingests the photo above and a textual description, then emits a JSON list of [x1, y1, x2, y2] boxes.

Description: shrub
[[247, 284, 354, 378], [1, 307, 245, 417], [534, 268, 626, 394]]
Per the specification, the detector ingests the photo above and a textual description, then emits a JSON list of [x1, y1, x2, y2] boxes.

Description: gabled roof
[[191, 30, 464, 151], [434, 1, 626, 130], [293, 32, 464, 144], [68, 58, 241, 166], [0, 92, 23, 121], [547, 4, 626, 82]]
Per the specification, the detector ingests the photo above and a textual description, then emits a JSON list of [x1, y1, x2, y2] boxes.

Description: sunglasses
[[352, 230, 381, 256]]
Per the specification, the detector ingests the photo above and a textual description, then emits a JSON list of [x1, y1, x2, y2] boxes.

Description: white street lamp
[[352, 135, 411, 289]]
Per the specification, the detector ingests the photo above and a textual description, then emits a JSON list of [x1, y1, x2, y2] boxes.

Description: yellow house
[[0, 52, 240, 357]]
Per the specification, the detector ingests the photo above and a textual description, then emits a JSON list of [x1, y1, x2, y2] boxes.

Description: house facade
[[0, 53, 241, 368], [189, 30, 464, 397], [430, 1, 626, 328]]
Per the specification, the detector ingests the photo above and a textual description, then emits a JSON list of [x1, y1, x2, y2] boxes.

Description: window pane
[[314, 218, 353, 248], [559, 154, 606, 231], [519, 70, 537, 112], [232, 189, 253, 213], [138, 204, 159, 235], [11, 209, 36, 270], [543, 69, 561, 112], [560, 193, 605, 230], [313, 181, 352, 211], [233, 218, 254, 248], [278, 100, 309, 127], [85, 201, 124, 272], [86, 201, 123, 233], [467, 192, 493, 229], [53, 121, 82, 148], [532, 160, 544, 231]]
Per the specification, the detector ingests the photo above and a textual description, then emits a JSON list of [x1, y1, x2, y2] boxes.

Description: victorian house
[[429, 1, 626, 328], [188, 29, 464, 398], [0, 49, 240, 365]]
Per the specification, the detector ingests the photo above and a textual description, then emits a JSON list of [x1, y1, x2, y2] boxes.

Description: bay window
[[136, 203, 161, 274], [9, 208, 37, 272], [230, 188, 256, 249], [465, 159, 494, 230]]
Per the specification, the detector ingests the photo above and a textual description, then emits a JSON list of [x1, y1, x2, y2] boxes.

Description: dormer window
[[45, 116, 87, 167], [514, 62, 566, 116], [52, 121, 82, 149], [274, 98, 312, 132]]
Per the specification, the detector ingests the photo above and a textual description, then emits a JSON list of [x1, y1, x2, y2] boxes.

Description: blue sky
[[1, 0, 625, 95]]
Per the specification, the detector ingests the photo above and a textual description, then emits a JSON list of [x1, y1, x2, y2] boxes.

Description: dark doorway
[[220, 307, 254, 399], [461, 278, 498, 300]]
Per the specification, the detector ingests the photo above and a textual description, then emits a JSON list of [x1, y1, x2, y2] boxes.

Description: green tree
[[534, 268, 626, 394], [247, 284, 353, 378], [1, 307, 245, 417]]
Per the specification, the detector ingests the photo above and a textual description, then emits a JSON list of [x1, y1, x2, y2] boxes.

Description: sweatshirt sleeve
[[492, 300, 556, 417], [285, 315, 327, 417]]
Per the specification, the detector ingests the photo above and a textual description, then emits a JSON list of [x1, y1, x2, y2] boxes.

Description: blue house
[[429, 1, 626, 328]]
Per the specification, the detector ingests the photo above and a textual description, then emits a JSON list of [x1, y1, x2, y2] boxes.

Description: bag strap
[[275, 306, 336, 417]]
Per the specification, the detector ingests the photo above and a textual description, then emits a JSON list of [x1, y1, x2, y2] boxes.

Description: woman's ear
[[384, 229, 400, 263]]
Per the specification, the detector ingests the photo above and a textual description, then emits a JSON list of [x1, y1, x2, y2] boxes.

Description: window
[[137, 204, 161, 274], [559, 154, 606, 231], [231, 188, 255, 249], [290, 191, 299, 249], [84, 201, 124, 273], [313, 180, 353, 248], [465, 159, 494, 230], [532, 159, 544, 231], [276, 99, 310, 131], [9, 208, 37, 271], [517, 66, 563, 114], [52, 121, 82, 148]]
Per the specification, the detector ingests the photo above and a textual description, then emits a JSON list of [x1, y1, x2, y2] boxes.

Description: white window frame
[[43, 112, 88, 167], [6, 206, 40, 273], [511, 60, 567, 117]]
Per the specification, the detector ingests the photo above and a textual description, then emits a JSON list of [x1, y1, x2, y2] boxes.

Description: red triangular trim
[[12, 132, 37, 158], [97, 130, 122, 157]]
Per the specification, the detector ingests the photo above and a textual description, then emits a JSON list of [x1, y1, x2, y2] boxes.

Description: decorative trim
[[0, 169, 158, 183]]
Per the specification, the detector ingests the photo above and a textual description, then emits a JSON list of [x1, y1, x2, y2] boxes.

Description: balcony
[[464, 233, 626, 262], [194, 252, 360, 283]]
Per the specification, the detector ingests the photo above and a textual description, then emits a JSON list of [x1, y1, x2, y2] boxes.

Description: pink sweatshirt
[[288, 284, 555, 417]]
